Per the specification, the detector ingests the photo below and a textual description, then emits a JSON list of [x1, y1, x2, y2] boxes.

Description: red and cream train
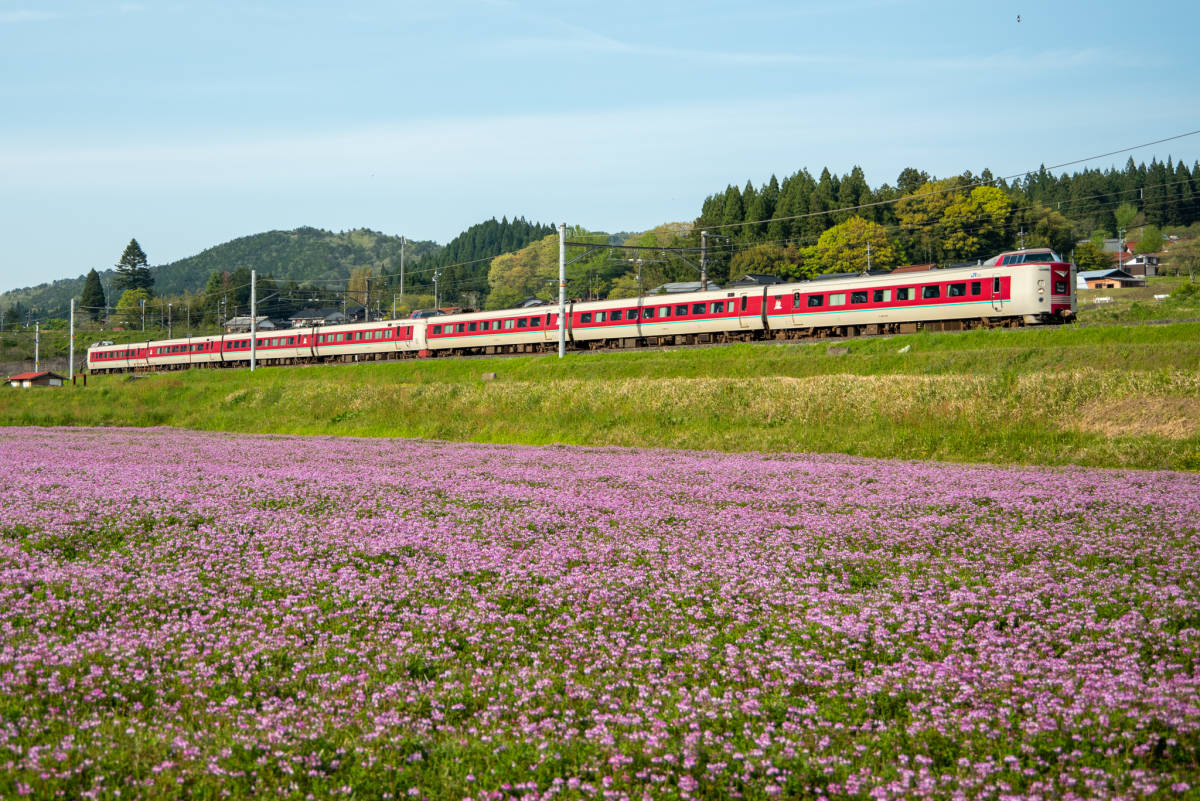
[[87, 250, 1075, 372]]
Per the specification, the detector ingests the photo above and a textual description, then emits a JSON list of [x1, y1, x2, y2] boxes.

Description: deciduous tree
[[804, 217, 898, 275], [114, 288, 151, 329]]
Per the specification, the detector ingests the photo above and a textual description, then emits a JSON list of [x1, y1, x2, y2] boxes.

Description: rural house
[[6, 371, 67, 388]]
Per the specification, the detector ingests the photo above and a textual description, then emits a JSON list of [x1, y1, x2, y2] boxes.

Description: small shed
[[1077, 269, 1146, 290], [6, 371, 67, 388]]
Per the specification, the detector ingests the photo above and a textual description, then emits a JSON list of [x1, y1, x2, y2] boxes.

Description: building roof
[[289, 308, 346, 320], [890, 263, 937, 273], [1078, 269, 1136, 280], [6, 371, 66, 381]]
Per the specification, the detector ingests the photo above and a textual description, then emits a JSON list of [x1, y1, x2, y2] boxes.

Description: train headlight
[[1036, 280, 1045, 294]]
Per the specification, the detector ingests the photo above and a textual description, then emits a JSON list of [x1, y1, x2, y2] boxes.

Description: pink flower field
[[1, 427, 1198, 800]]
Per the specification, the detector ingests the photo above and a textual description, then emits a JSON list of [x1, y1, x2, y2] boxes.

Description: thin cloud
[[492, 34, 844, 66], [0, 10, 61, 23]]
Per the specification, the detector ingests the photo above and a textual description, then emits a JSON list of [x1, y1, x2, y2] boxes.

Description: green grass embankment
[[3, 322, 1199, 470]]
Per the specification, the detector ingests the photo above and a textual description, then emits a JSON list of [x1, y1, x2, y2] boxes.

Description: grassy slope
[[3, 322, 1199, 470]]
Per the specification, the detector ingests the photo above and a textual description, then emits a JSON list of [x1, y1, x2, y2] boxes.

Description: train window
[[692, 303, 707, 315], [676, 305, 689, 316], [431, 325, 441, 334], [948, 283, 966, 297], [580, 313, 592, 323], [532, 317, 542, 327], [546, 313, 554, 326], [829, 293, 845, 306], [288, 337, 295, 345], [517, 318, 527, 328], [993, 277, 1001, 293], [922, 286, 940, 299], [504, 319, 515, 329], [643, 307, 655, 319], [740, 296, 747, 311], [710, 301, 724, 313], [452, 323, 462, 333], [793, 292, 801, 308], [971, 281, 982, 295], [873, 289, 892, 302], [627, 309, 639, 320], [807, 295, 824, 307], [468, 322, 477, 332], [850, 291, 868, 304], [659, 306, 671, 317], [896, 288, 912, 301]]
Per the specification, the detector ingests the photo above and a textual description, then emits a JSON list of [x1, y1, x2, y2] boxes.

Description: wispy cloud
[[0, 10, 61, 23]]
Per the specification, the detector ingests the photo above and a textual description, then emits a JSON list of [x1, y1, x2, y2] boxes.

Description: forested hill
[[149, 227, 439, 297], [1, 220, 552, 320], [402, 217, 556, 305]]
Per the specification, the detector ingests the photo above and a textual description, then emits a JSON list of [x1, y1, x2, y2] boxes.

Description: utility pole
[[168, 303, 173, 339], [700, 230, 708, 291], [141, 299, 145, 332], [68, 299, 75, 378], [867, 241, 872, 272], [392, 294, 398, 319], [433, 269, 441, 310], [400, 236, 405, 300], [558, 222, 566, 359], [34, 323, 40, 372], [250, 269, 257, 371]]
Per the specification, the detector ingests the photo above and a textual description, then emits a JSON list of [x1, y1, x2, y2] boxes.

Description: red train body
[[88, 250, 1075, 372]]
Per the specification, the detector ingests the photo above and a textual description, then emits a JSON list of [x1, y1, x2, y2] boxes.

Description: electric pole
[[34, 322, 40, 372], [700, 230, 708, 291], [250, 269, 257, 371], [400, 236, 405, 300], [558, 222, 566, 359], [68, 299, 75, 378]]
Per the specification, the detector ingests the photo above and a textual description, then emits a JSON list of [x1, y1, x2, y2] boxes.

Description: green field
[[3, 321, 1199, 470]]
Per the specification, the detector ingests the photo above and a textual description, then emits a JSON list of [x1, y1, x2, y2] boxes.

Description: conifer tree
[[114, 238, 154, 295], [80, 268, 107, 321]]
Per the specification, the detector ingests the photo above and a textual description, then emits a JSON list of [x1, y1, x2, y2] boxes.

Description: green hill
[[0, 219, 555, 320]]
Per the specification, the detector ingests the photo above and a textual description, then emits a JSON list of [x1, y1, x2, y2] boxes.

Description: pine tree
[[114, 238, 154, 295], [80, 268, 107, 321]]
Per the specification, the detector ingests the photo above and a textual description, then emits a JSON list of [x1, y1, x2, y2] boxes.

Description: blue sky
[[2, 0, 1198, 292]]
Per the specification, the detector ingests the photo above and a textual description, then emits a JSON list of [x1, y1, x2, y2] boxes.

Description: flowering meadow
[[1, 427, 1198, 801]]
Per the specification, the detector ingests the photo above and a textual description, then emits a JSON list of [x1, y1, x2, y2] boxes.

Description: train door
[[543, 311, 557, 342], [990, 275, 1004, 312], [737, 294, 751, 328]]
